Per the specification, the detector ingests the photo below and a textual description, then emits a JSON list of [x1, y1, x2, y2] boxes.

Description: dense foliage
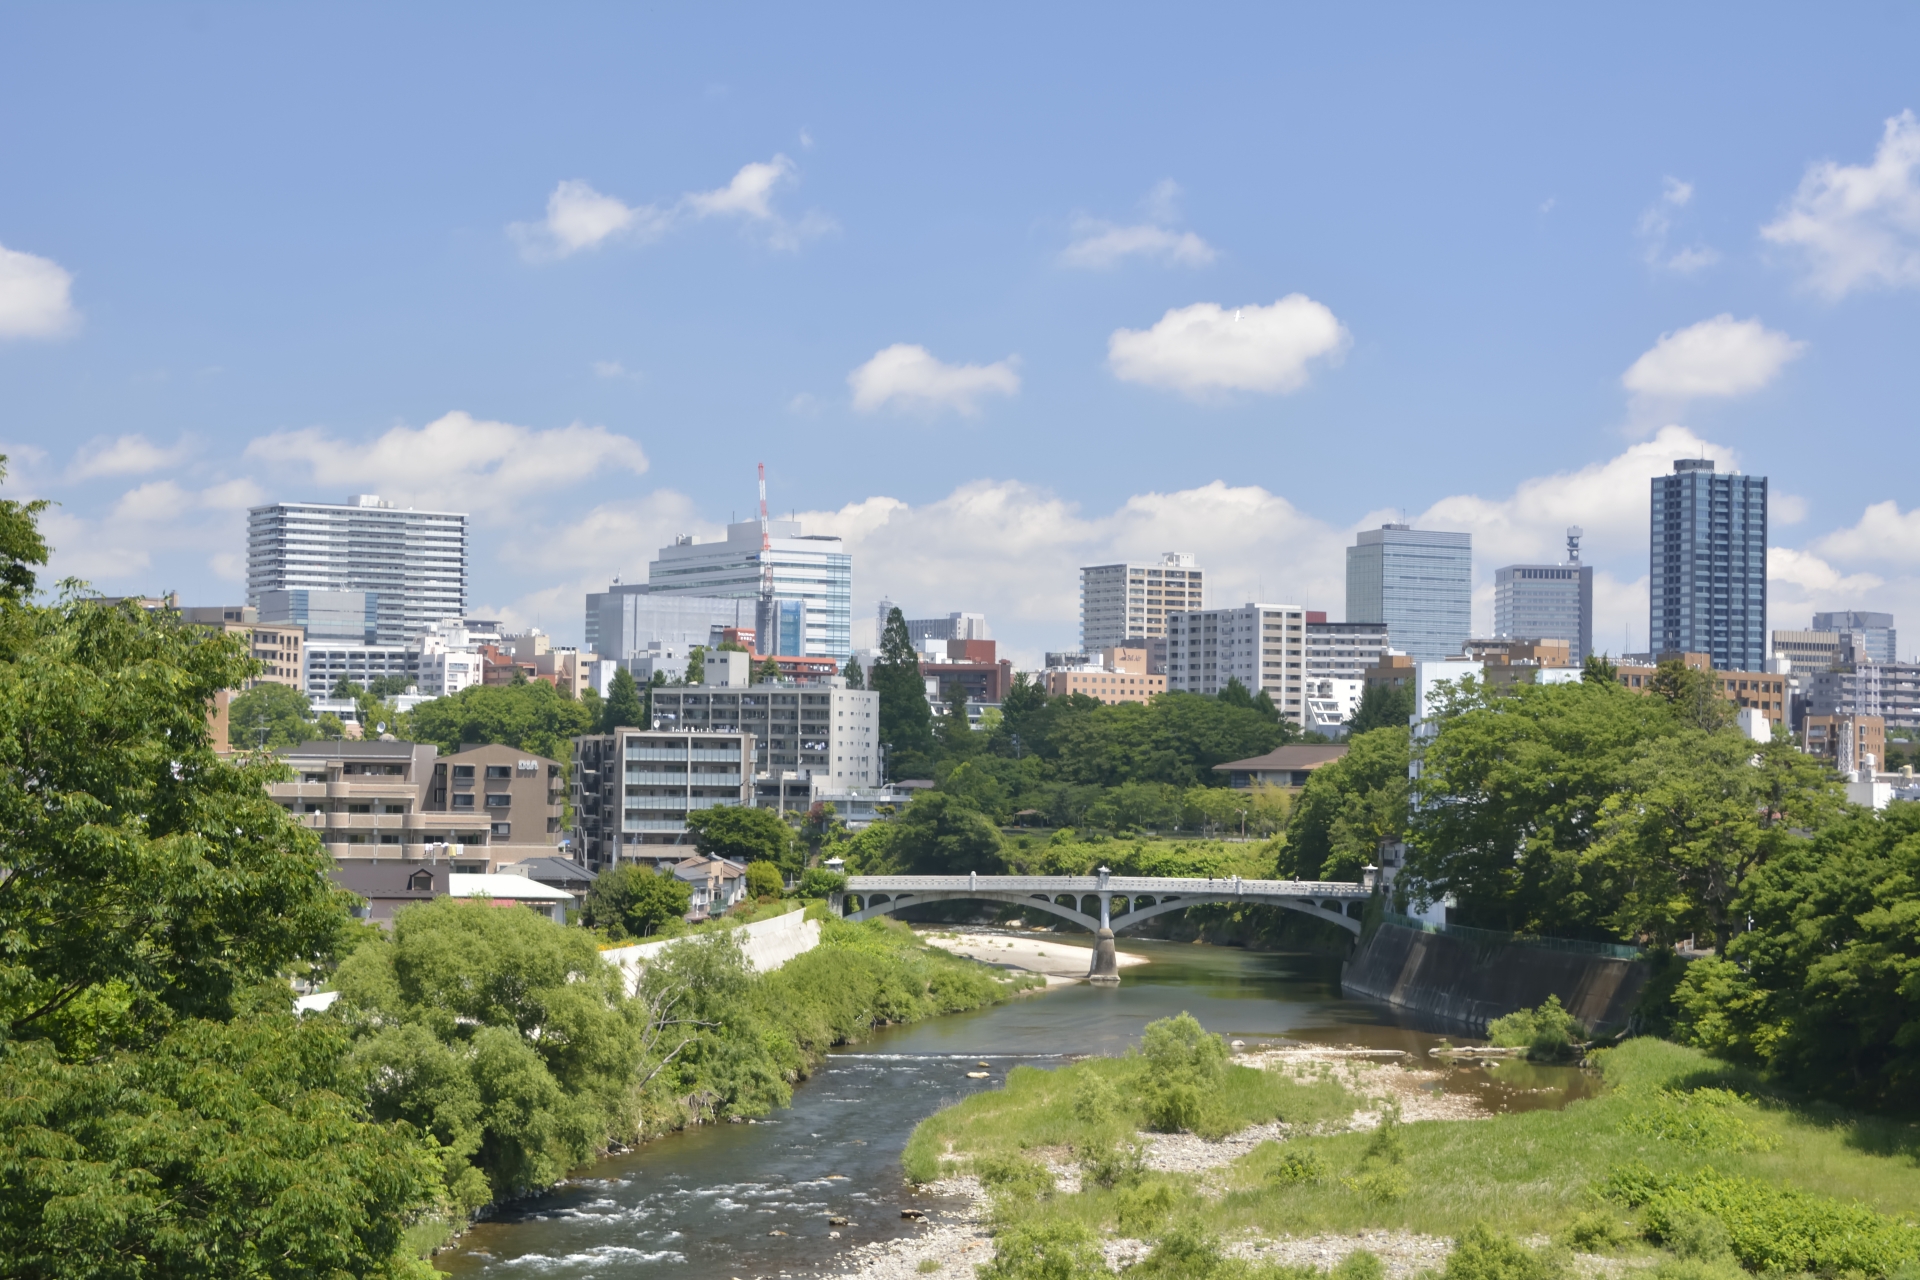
[[228, 680, 319, 750], [406, 678, 594, 764], [686, 804, 799, 872], [581, 863, 695, 939]]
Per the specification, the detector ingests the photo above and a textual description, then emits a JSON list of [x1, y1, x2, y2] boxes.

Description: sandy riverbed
[[915, 926, 1152, 985]]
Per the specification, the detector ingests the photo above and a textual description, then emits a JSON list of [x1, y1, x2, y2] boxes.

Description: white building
[[1080, 553, 1203, 651], [645, 519, 852, 658], [1165, 603, 1308, 722], [248, 495, 468, 644], [1304, 678, 1365, 737], [650, 670, 880, 789]]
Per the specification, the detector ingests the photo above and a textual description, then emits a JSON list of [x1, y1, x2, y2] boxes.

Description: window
[[485, 794, 511, 808], [452, 764, 475, 780], [491, 822, 511, 838], [407, 869, 434, 891], [486, 764, 512, 780], [452, 794, 475, 809]]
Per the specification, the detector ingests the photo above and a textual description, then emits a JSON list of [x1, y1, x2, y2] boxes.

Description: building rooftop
[[283, 739, 428, 759], [1212, 744, 1351, 774], [447, 873, 574, 900]]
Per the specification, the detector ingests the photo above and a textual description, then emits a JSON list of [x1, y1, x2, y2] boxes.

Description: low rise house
[[499, 855, 597, 900], [1213, 743, 1350, 789], [447, 872, 576, 922], [673, 854, 749, 919], [331, 861, 447, 923]]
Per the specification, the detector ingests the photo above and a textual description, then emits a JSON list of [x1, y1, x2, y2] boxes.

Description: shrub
[[799, 867, 847, 897], [976, 1154, 1056, 1204], [1487, 996, 1583, 1061], [1268, 1149, 1330, 1185], [1335, 1252, 1387, 1280], [744, 860, 784, 900], [1081, 1142, 1146, 1190], [1072, 1071, 1123, 1124], [1444, 1224, 1566, 1280], [1563, 1210, 1631, 1253], [1131, 1222, 1237, 1279], [1604, 1164, 1920, 1277], [1619, 1088, 1776, 1153], [980, 1219, 1108, 1280], [1344, 1166, 1410, 1204], [1115, 1180, 1181, 1235], [1139, 1013, 1232, 1135], [1364, 1107, 1406, 1164]]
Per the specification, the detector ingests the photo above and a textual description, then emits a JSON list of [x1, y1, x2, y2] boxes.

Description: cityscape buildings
[[569, 728, 756, 869], [1041, 647, 1166, 704], [1649, 459, 1768, 673], [1165, 603, 1308, 719], [1813, 610, 1898, 664], [1304, 614, 1391, 684], [1345, 524, 1472, 661], [1079, 553, 1203, 651], [247, 495, 468, 644], [585, 586, 757, 662], [649, 677, 880, 788], [1493, 528, 1593, 658], [643, 519, 851, 658]]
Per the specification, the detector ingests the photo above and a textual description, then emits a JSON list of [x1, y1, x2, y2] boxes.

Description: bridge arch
[[843, 890, 1102, 932], [841, 888, 1360, 937]]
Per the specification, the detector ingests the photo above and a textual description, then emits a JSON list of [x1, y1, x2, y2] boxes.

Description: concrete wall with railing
[[600, 907, 821, 993]]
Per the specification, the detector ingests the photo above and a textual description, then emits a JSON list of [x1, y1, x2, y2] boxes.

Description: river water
[[436, 933, 1595, 1280]]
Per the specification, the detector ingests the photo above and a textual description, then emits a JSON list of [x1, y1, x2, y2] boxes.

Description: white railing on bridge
[[844, 875, 1369, 899]]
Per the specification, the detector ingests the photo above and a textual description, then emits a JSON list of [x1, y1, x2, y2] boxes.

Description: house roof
[[501, 856, 596, 884], [672, 855, 747, 881], [1212, 744, 1350, 774], [447, 873, 575, 900], [284, 739, 426, 760]]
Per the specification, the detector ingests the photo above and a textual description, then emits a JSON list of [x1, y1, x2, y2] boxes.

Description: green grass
[[911, 1033, 1920, 1277]]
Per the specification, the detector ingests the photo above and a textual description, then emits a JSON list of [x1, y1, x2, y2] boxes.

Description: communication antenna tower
[[1566, 526, 1583, 565]]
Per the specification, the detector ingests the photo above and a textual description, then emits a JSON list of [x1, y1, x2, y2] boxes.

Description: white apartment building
[[645, 519, 852, 658], [1304, 616, 1391, 683], [1080, 553, 1203, 650], [1304, 678, 1365, 737], [248, 495, 468, 644], [650, 673, 880, 788], [1165, 603, 1309, 722]]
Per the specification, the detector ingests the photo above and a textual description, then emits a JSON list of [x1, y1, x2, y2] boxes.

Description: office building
[[1805, 714, 1887, 775], [1805, 663, 1920, 733], [920, 639, 1015, 706], [257, 589, 378, 645], [1080, 553, 1203, 651], [1493, 528, 1593, 657], [570, 729, 756, 869], [903, 611, 990, 648], [1304, 614, 1390, 683], [1771, 629, 1845, 674], [1165, 603, 1308, 720], [247, 495, 468, 644], [1649, 459, 1768, 673], [1812, 611, 1897, 665], [585, 586, 758, 661], [643, 519, 851, 658], [1346, 525, 1472, 661], [650, 675, 880, 788]]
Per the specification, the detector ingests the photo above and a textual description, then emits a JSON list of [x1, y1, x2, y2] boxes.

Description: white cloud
[[1620, 315, 1805, 400], [1762, 110, 1920, 298], [1813, 500, 1920, 566], [1107, 296, 1349, 398], [243, 410, 648, 519], [0, 242, 80, 339], [847, 345, 1020, 415], [67, 434, 194, 481], [1061, 180, 1216, 269], [1636, 177, 1718, 274], [1769, 546, 1885, 595], [510, 156, 827, 261], [592, 360, 643, 381]]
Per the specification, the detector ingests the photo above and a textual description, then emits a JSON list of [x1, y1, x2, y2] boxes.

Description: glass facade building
[[247, 495, 467, 645], [1493, 564, 1593, 657], [643, 520, 852, 659], [1649, 459, 1767, 672], [1345, 525, 1472, 661]]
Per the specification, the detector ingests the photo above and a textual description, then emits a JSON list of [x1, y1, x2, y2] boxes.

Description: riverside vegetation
[[0, 470, 1034, 1278], [908, 1013, 1920, 1280]]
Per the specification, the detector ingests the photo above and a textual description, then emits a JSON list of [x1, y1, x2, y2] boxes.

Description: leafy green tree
[[744, 860, 784, 899], [1587, 732, 1843, 950], [316, 711, 349, 740], [580, 863, 693, 940], [367, 674, 412, 698], [409, 678, 594, 763], [1217, 676, 1254, 709], [580, 683, 604, 727], [331, 675, 364, 699], [841, 654, 865, 689], [1286, 726, 1410, 882], [754, 656, 781, 683], [684, 646, 706, 686], [1582, 653, 1619, 685], [1649, 657, 1737, 732], [872, 607, 934, 778], [939, 677, 977, 754], [1347, 682, 1414, 735], [601, 665, 646, 731], [891, 792, 1004, 874], [0, 455, 49, 609], [1044, 692, 1287, 788], [228, 681, 317, 750], [716, 639, 750, 654], [685, 805, 797, 871]]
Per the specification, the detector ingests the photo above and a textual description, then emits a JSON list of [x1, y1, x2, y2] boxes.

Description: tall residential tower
[[1650, 459, 1767, 672], [246, 495, 467, 645], [1079, 553, 1203, 651]]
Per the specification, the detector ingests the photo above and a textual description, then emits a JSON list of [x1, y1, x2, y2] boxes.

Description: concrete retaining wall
[[602, 909, 822, 993], [1341, 922, 1648, 1035]]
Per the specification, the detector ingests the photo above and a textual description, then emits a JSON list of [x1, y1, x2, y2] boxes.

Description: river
[[435, 932, 1596, 1279]]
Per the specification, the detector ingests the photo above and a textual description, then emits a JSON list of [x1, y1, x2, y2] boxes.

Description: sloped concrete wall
[[1341, 923, 1648, 1035], [602, 909, 821, 993]]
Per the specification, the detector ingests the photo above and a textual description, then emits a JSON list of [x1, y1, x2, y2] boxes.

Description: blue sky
[[3, 4, 1919, 663]]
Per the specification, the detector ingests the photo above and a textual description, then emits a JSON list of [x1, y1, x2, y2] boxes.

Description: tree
[[0, 456, 49, 610], [872, 607, 934, 778], [891, 792, 1004, 874], [228, 681, 317, 750], [367, 674, 412, 698], [601, 666, 646, 732], [939, 677, 975, 753], [1218, 676, 1254, 709], [1043, 692, 1287, 789], [841, 654, 865, 689], [1286, 725, 1411, 882], [744, 860, 784, 899], [1648, 657, 1737, 733], [685, 805, 797, 871], [684, 646, 706, 686], [1347, 682, 1414, 735], [1582, 653, 1619, 685], [331, 675, 363, 699], [754, 656, 781, 683], [408, 679, 595, 763], [580, 863, 693, 940], [316, 712, 349, 740]]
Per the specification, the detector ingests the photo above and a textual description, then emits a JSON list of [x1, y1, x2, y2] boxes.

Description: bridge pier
[[1088, 877, 1119, 984]]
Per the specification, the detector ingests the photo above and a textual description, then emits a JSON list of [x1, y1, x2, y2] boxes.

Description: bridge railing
[[843, 875, 1370, 899]]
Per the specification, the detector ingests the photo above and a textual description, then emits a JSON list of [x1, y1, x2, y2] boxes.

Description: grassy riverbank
[[901, 1023, 1920, 1279]]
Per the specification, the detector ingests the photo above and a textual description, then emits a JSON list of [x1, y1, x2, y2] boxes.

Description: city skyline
[[3, 9, 1918, 666]]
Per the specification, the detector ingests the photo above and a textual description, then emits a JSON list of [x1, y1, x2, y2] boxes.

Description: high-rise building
[[1649, 459, 1767, 673], [247, 495, 467, 645], [584, 588, 758, 661], [644, 520, 851, 658], [1345, 524, 1471, 661], [904, 611, 990, 648], [1165, 603, 1308, 720], [1812, 611, 1897, 665], [1080, 553, 1203, 650], [1492, 527, 1594, 658]]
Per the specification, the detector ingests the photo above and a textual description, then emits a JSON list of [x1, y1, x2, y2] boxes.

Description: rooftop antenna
[[1566, 526, 1583, 565]]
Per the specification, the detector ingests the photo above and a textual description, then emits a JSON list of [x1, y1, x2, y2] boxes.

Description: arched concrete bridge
[[831, 872, 1372, 982]]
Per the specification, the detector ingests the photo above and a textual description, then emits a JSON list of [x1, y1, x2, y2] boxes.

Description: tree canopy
[[228, 681, 318, 750], [872, 607, 933, 779], [685, 805, 797, 872], [581, 864, 693, 940], [408, 678, 595, 763], [600, 666, 645, 732]]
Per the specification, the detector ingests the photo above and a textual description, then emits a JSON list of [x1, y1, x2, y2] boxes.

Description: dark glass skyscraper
[[1650, 459, 1767, 671]]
